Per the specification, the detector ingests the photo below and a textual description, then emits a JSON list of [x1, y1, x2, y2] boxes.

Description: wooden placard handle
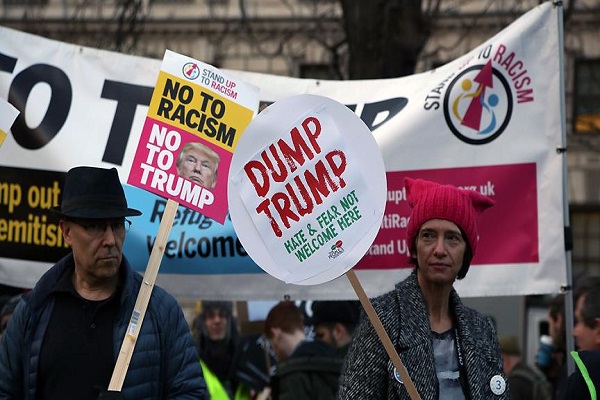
[[346, 270, 422, 400], [108, 199, 179, 391]]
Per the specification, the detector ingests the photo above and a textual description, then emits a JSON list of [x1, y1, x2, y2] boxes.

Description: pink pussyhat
[[404, 177, 495, 256]]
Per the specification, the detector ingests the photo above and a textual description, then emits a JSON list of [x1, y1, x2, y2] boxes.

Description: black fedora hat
[[308, 300, 361, 326], [51, 166, 142, 219]]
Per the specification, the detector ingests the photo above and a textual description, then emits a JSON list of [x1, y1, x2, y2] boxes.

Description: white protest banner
[[0, 2, 565, 300], [0, 98, 19, 147]]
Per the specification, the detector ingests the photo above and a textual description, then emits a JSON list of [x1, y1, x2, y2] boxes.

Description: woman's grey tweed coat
[[337, 272, 511, 400]]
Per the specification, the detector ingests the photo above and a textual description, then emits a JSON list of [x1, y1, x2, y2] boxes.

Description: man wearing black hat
[[0, 166, 207, 399]]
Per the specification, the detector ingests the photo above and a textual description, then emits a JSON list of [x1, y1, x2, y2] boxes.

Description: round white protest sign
[[228, 94, 386, 285]]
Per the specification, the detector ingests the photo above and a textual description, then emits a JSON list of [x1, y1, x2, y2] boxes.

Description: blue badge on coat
[[393, 367, 403, 384]]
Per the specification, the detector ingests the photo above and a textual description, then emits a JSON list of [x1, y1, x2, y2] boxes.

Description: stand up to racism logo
[[443, 60, 513, 145], [438, 43, 535, 145]]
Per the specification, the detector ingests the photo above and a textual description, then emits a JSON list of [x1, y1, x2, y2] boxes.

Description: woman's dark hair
[[408, 226, 473, 280]]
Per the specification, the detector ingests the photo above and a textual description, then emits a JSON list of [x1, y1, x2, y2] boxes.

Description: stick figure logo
[[443, 61, 513, 145]]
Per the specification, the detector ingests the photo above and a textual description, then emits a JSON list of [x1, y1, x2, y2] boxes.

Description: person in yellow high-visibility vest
[[201, 358, 261, 400], [201, 360, 232, 400], [194, 302, 276, 400], [193, 301, 240, 399]]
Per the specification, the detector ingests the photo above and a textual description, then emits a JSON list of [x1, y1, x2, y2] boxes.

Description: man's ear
[[59, 220, 73, 246]]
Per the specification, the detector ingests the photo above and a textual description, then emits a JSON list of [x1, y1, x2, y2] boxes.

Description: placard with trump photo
[[128, 50, 259, 223]]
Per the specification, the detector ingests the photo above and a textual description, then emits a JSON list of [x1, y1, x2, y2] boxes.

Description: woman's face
[[415, 219, 466, 286]]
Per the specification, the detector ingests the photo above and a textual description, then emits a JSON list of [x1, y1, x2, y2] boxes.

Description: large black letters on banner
[[0, 50, 406, 163], [0, 53, 17, 74], [346, 97, 408, 131], [360, 97, 408, 131], [101, 80, 152, 165], [9, 64, 72, 149]]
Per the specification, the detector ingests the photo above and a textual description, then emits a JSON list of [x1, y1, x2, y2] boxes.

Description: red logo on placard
[[329, 241, 344, 259]]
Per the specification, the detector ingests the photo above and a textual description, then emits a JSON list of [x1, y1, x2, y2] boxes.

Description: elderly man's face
[[415, 219, 465, 286], [60, 218, 126, 284], [178, 147, 218, 189]]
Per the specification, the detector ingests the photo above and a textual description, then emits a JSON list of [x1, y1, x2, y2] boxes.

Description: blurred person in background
[[537, 293, 567, 400], [572, 277, 600, 352], [230, 333, 276, 400], [500, 335, 551, 400], [561, 280, 600, 399], [264, 300, 342, 400], [308, 300, 360, 357], [193, 300, 242, 399]]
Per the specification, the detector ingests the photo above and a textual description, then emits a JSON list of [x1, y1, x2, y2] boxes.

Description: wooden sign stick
[[108, 198, 179, 391], [346, 270, 422, 400]]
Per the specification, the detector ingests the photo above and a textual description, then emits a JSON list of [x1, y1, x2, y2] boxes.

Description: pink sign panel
[[129, 117, 233, 222], [356, 163, 538, 269]]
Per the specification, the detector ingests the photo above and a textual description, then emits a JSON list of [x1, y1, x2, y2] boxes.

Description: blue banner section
[[123, 185, 263, 275]]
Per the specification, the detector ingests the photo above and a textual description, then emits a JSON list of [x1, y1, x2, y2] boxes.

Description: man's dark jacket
[[0, 253, 207, 399], [562, 350, 600, 400], [270, 339, 342, 400]]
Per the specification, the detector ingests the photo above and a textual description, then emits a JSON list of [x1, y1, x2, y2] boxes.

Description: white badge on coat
[[489, 374, 506, 395]]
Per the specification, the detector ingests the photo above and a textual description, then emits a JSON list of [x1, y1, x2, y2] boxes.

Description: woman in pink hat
[[338, 178, 509, 400]]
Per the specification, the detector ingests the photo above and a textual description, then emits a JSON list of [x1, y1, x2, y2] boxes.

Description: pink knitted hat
[[405, 177, 495, 255]]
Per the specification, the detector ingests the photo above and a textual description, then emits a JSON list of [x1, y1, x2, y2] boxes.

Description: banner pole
[[346, 270, 422, 400], [553, 0, 575, 376], [108, 198, 179, 391]]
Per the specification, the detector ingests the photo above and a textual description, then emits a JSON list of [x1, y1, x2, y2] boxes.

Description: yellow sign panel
[[148, 72, 255, 152]]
